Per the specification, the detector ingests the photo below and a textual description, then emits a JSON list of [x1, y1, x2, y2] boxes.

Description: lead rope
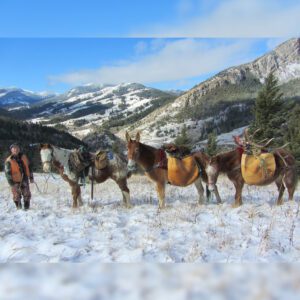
[[91, 165, 94, 202], [33, 181, 42, 194]]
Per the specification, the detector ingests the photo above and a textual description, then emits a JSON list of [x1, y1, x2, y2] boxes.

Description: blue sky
[[0, 0, 299, 37], [0, 0, 298, 93], [0, 38, 283, 93], [0, 0, 181, 37]]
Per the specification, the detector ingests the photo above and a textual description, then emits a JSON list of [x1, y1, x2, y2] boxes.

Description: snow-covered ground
[[0, 173, 300, 263]]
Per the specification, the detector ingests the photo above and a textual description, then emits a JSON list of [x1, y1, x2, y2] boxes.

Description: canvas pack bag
[[95, 151, 108, 170], [167, 155, 199, 186], [241, 153, 276, 185]]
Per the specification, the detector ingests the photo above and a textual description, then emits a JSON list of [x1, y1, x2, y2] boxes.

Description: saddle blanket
[[241, 153, 276, 185], [167, 155, 199, 187]]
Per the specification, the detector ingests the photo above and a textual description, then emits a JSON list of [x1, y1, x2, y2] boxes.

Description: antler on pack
[[244, 128, 260, 142]]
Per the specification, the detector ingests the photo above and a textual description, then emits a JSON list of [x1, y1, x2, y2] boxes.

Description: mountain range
[[0, 88, 55, 110], [6, 83, 177, 138], [1, 38, 299, 148]]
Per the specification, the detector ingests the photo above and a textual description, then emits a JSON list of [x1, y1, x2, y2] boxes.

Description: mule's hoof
[[232, 202, 242, 208], [125, 203, 133, 209], [276, 201, 284, 206]]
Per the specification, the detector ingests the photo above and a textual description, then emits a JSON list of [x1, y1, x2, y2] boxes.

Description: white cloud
[[49, 39, 260, 86], [176, 0, 195, 16], [131, 0, 300, 37]]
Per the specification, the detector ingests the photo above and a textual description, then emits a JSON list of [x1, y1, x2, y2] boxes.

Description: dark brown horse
[[204, 147, 298, 207], [126, 132, 222, 208], [40, 144, 131, 208]]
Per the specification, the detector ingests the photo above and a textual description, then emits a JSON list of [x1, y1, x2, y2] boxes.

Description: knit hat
[[10, 143, 20, 150]]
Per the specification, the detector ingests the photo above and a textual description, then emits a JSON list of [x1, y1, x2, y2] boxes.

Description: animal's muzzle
[[127, 160, 137, 172], [208, 183, 215, 192]]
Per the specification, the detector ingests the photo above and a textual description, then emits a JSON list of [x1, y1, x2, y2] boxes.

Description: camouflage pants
[[11, 181, 31, 204]]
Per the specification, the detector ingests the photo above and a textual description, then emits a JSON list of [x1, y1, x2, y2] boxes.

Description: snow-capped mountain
[[0, 88, 55, 110], [18, 83, 176, 138], [117, 38, 300, 147]]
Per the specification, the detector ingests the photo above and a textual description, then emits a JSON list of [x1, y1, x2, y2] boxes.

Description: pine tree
[[285, 104, 300, 172], [174, 124, 191, 148], [251, 72, 284, 143], [206, 131, 218, 156]]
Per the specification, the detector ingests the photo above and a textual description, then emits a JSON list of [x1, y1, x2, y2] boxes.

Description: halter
[[41, 147, 54, 169]]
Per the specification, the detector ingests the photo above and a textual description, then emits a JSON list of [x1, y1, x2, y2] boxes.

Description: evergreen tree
[[251, 72, 284, 143], [174, 124, 191, 148], [284, 104, 300, 172], [206, 131, 218, 156]]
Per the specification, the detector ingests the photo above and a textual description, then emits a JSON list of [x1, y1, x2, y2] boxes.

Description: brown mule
[[204, 147, 298, 207], [126, 132, 221, 208], [40, 144, 131, 208]]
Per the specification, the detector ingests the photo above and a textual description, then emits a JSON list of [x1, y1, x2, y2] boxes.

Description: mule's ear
[[125, 131, 131, 142], [39, 143, 44, 149], [135, 131, 140, 143]]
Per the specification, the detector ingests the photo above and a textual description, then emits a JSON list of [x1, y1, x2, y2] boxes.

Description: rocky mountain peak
[[245, 38, 300, 83]]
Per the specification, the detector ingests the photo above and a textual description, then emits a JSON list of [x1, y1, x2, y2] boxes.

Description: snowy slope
[[0, 173, 299, 263], [27, 83, 175, 138]]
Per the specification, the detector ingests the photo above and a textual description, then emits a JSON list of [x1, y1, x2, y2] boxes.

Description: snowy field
[[0, 172, 300, 263]]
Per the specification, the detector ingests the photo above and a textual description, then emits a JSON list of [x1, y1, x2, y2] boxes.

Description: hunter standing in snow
[[4, 143, 34, 210]]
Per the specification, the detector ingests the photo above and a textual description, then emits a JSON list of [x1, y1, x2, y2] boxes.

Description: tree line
[[0, 117, 85, 171]]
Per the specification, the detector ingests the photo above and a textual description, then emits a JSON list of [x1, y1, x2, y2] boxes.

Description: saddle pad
[[241, 153, 276, 185], [167, 156, 199, 187]]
